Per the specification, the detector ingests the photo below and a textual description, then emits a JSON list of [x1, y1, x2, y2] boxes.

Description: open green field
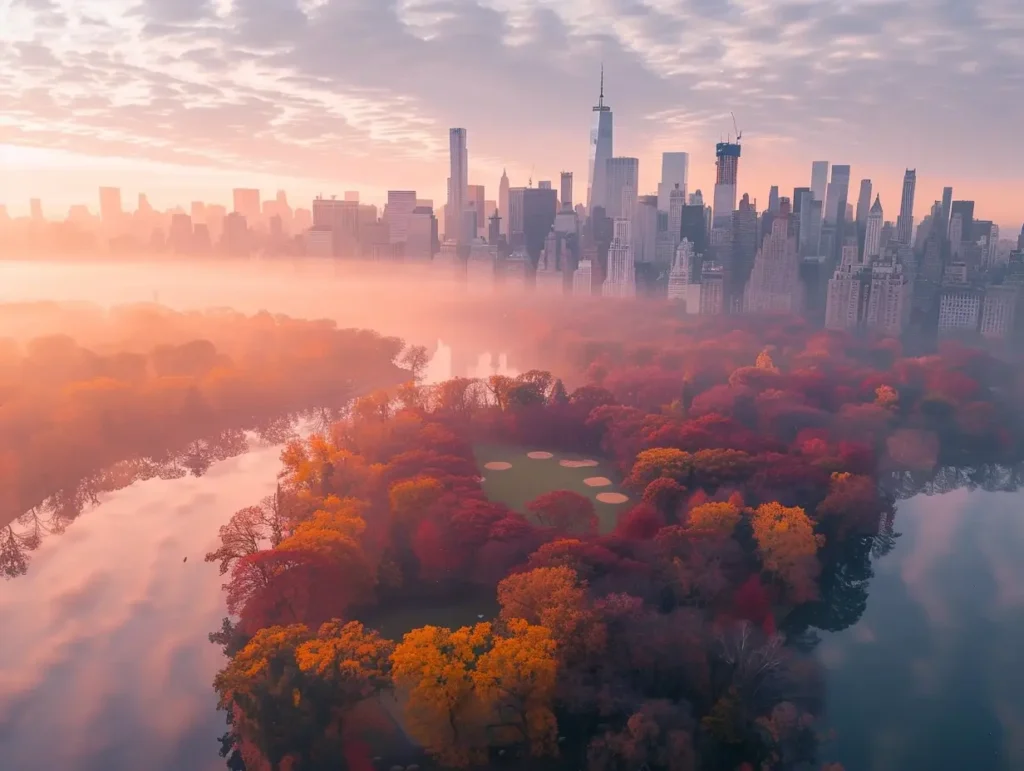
[[473, 442, 631, 533]]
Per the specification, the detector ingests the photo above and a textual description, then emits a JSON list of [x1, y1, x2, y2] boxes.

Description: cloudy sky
[[1, 0, 1023, 229]]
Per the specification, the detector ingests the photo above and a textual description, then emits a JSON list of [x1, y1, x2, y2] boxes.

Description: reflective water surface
[[820, 489, 1024, 771], [0, 445, 281, 771]]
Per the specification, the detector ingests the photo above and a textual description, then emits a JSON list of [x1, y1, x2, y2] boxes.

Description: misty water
[[2, 260, 1024, 770]]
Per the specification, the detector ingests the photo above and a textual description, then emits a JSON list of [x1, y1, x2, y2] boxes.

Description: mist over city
[[3, 2, 1024, 771]]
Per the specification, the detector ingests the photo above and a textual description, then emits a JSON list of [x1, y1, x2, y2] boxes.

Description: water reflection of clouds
[[0, 445, 283, 771], [898, 490, 969, 628]]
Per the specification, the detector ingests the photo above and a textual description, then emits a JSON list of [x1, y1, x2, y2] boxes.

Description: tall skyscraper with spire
[[586, 67, 613, 215], [896, 169, 916, 245], [864, 195, 883, 260], [498, 169, 510, 236]]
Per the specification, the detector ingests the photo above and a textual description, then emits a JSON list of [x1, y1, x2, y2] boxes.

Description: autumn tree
[[214, 621, 393, 771], [751, 502, 822, 602], [399, 344, 430, 382], [526, 490, 599, 535], [497, 566, 605, 660], [625, 448, 692, 491], [687, 501, 742, 535], [390, 621, 559, 766]]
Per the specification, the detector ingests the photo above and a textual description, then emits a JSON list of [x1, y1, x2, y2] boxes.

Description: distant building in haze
[[657, 152, 689, 212]]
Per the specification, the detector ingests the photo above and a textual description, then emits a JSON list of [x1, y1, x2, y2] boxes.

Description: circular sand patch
[[484, 461, 512, 471], [583, 476, 613, 487], [596, 492, 629, 504], [560, 459, 599, 468], [527, 451, 554, 459]]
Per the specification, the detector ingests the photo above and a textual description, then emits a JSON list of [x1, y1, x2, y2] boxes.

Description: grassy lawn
[[473, 442, 631, 533]]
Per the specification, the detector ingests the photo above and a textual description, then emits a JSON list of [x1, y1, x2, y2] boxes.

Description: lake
[[2, 259, 1023, 769], [818, 488, 1024, 771]]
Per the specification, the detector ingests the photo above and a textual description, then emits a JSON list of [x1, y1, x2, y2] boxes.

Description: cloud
[[1, 0, 1023, 220]]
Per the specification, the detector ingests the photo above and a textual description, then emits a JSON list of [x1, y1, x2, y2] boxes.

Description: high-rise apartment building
[[980, 286, 1019, 340], [865, 257, 911, 334], [447, 128, 469, 242], [383, 191, 417, 245], [603, 218, 636, 297], [573, 257, 594, 296], [406, 206, 438, 260], [657, 152, 689, 212], [712, 142, 741, 228], [587, 68, 614, 214], [744, 215, 801, 313], [810, 161, 829, 205], [938, 288, 982, 333], [896, 169, 916, 245], [668, 239, 701, 311], [825, 260, 869, 330]]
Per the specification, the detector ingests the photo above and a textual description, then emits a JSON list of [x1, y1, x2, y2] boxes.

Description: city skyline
[[2, 0, 1024, 229]]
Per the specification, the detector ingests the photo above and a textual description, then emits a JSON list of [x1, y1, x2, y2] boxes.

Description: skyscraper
[[383, 191, 417, 245], [233, 188, 261, 222], [657, 152, 689, 212], [467, 184, 485, 236], [855, 179, 872, 226], [603, 217, 636, 297], [99, 187, 122, 225], [950, 200, 975, 246], [767, 186, 780, 214], [668, 184, 686, 248], [744, 214, 801, 313], [560, 172, 573, 212], [604, 157, 639, 220], [447, 128, 469, 242], [824, 165, 850, 225], [810, 162, 829, 204], [896, 169, 916, 245], [940, 186, 953, 240], [586, 67, 613, 214], [498, 169, 510, 236], [864, 195, 883, 260], [712, 142, 741, 228]]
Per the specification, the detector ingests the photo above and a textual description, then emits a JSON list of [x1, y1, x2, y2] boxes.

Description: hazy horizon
[[3, 0, 1024, 230]]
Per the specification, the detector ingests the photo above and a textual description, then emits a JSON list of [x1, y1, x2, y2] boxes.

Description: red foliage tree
[[527, 490, 599, 535], [614, 503, 665, 540]]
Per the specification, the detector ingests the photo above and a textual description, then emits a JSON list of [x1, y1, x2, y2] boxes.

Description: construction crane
[[731, 112, 743, 143]]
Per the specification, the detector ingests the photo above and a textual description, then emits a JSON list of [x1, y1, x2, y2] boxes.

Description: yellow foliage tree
[[751, 502, 823, 601], [388, 475, 445, 526], [687, 501, 742, 535], [294, 620, 393, 701], [391, 621, 559, 767], [497, 566, 606, 660], [625, 448, 692, 490]]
